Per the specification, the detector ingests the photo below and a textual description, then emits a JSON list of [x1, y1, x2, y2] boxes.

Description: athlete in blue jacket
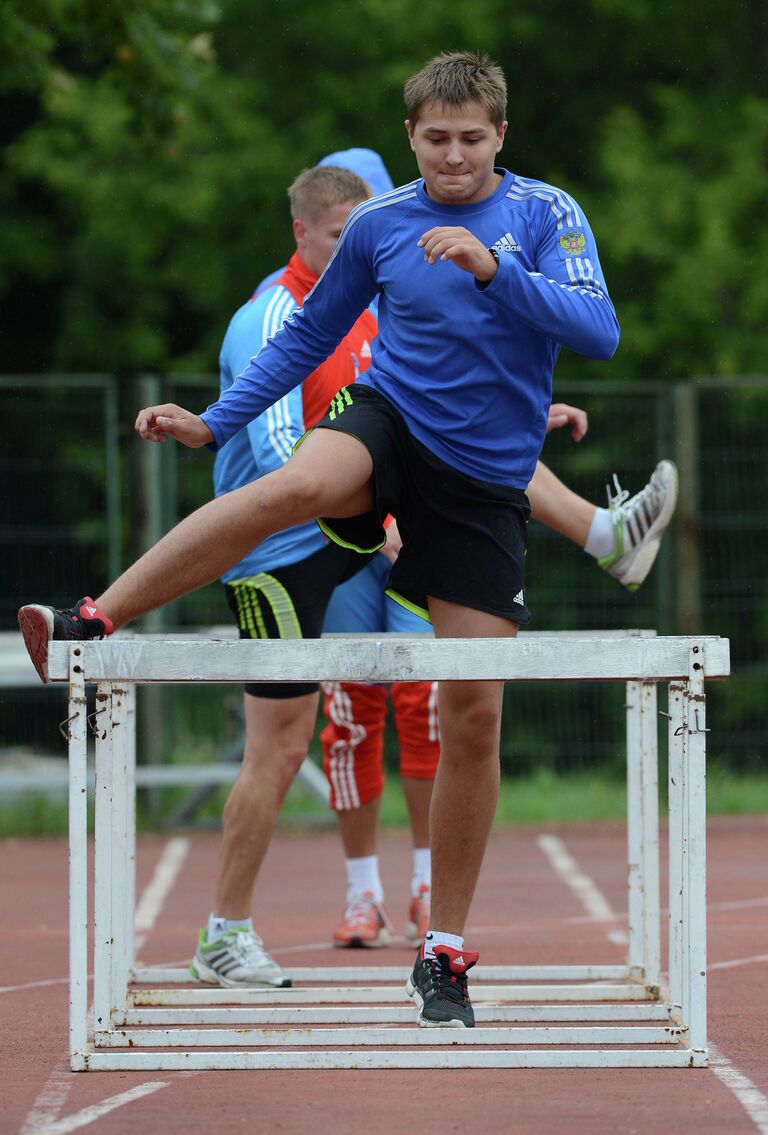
[[199, 162, 618, 498], [22, 51, 625, 1028]]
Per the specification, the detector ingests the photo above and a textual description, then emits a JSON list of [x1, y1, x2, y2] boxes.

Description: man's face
[[293, 199, 361, 276], [406, 100, 507, 206]]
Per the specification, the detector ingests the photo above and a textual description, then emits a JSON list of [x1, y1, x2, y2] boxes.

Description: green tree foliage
[[2, 2, 766, 771], [1, 1, 296, 371], [599, 91, 768, 377], [1, 0, 765, 377]]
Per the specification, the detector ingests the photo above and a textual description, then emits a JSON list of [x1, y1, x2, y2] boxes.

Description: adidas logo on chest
[[492, 231, 522, 255]]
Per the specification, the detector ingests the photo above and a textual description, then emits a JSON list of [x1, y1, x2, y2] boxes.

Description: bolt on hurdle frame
[[48, 629, 729, 1071]]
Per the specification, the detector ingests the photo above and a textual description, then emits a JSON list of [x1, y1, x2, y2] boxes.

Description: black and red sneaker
[[406, 942, 479, 1028], [18, 597, 114, 684]]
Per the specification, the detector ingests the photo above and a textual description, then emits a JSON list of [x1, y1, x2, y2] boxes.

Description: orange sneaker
[[404, 884, 431, 946], [333, 892, 392, 948]]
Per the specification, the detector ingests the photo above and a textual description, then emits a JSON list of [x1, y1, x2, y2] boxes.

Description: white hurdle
[[47, 630, 729, 1071]]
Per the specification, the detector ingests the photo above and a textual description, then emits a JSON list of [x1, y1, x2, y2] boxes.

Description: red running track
[[2, 817, 767, 1135]]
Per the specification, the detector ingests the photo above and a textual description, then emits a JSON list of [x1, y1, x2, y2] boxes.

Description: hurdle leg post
[[683, 644, 708, 1061], [110, 685, 131, 1024], [626, 679, 642, 975], [68, 647, 89, 1071], [92, 681, 116, 1042], [626, 680, 661, 989], [666, 678, 686, 1025], [125, 683, 137, 978]]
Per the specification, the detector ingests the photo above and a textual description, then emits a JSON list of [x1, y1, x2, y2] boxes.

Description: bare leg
[[427, 597, 518, 935], [335, 796, 381, 859], [334, 778, 432, 857], [332, 793, 390, 947], [402, 776, 433, 848], [96, 430, 375, 627], [213, 691, 319, 918], [527, 460, 596, 548]]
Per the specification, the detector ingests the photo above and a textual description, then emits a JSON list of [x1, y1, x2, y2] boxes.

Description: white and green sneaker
[[599, 460, 679, 591], [189, 927, 291, 988]]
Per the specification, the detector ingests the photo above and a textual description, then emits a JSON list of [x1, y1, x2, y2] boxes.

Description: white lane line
[[707, 896, 768, 914], [19, 837, 189, 1135], [7, 885, 764, 996], [21, 1080, 167, 1135], [709, 1044, 768, 1134], [710, 954, 768, 972], [536, 836, 768, 1128], [19, 1066, 72, 1135], [537, 833, 628, 945], [0, 977, 69, 995], [566, 893, 768, 926], [135, 836, 189, 949]]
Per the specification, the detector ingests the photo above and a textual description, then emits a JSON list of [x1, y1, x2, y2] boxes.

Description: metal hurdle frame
[[48, 630, 729, 1071]]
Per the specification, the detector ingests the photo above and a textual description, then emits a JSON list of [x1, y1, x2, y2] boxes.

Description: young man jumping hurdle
[[18, 51, 620, 1027]]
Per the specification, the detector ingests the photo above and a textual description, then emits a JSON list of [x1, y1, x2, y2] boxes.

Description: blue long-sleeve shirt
[[202, 169, 619, 489], [214, 253, 378, 580]]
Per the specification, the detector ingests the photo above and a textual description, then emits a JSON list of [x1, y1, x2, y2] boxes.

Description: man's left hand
[[418, 227, 497, 282], [547, 402, 589, 442]]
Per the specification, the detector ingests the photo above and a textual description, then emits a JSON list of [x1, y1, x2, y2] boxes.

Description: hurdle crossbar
[[51, 631, 729, 1070]]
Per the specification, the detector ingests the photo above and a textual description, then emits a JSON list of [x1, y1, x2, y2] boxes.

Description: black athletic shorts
[[224, 541, 371, 699], [310, 384, 532, 626]]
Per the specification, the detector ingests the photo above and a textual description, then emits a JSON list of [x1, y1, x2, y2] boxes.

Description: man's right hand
[[135, 404, 214, 447]]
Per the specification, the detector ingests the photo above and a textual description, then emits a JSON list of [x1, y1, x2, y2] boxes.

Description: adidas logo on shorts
[[328, 387, 353, 420], [513, 589, 525, 605]]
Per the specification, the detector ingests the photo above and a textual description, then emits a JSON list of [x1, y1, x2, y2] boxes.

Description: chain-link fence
[[2, 374, 765, 776]]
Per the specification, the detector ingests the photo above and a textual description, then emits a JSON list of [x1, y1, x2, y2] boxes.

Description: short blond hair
[[404, 51, 507, 129], [287, 166, 371, 222]]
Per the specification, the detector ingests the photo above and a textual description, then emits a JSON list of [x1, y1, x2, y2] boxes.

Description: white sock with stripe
[[411, 847, 431, 896], [345, 855, 383, 903], [208, 915, 253, 940]]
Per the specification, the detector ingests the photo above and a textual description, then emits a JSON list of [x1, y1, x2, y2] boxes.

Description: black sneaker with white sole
[[17, 596, 114, 683], [406, 943, 479, 1028]]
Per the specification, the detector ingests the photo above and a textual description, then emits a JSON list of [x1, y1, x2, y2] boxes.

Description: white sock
[[208, 914, 253, 940], [411, 847, 431, 896], [345, 855, 383, 903], [584, 507, 615, 558], [423, 930, 463, 959]]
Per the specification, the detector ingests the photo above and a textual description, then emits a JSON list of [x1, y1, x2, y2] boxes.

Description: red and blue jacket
[[214, 251, 377, 580]]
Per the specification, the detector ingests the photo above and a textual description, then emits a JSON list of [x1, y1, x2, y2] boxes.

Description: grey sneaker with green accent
[[190, 927, 291, 988], [599, 460, 678, 591]]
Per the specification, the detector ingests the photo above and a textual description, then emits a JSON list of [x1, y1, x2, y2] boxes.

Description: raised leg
[[527, 461, 596, 547], [97, 430, 375, 629]]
